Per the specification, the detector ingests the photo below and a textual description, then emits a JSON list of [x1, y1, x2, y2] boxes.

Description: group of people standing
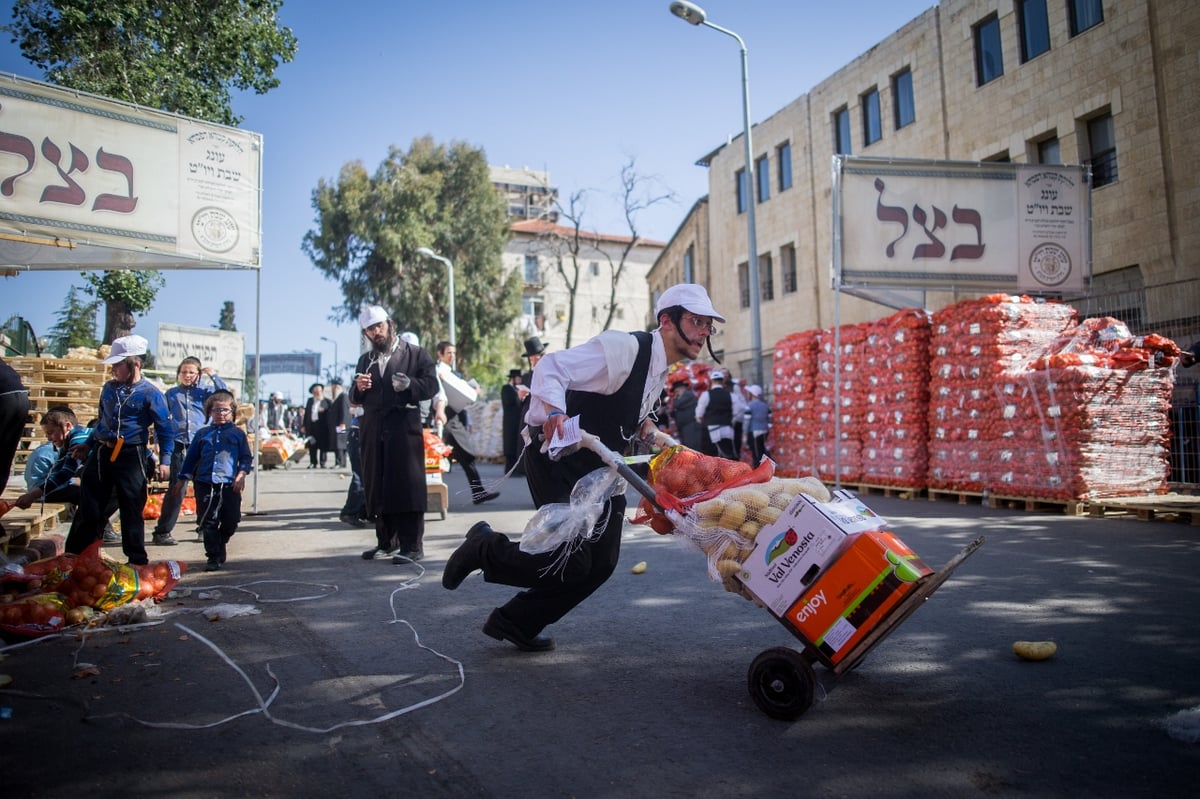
[[671, 371, 771, 466], [300, 379, 350, 469], [8, 338, 249, 572]]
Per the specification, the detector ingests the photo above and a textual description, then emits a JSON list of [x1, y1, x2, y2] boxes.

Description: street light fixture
[[319, 335, 338, 382], [668, 0, 763, 388], [416, 246, 456, 347]]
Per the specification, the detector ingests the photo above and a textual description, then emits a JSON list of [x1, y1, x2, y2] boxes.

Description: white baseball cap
[[358, 305, 389, 329], [103, 334, 149, 364], [400, 331, 419, 346], [747, 384, 763, 397], [654, 283, 725, 324]]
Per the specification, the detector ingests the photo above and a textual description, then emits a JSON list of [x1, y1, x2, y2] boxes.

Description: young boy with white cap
[[66, 334, 175, 565]]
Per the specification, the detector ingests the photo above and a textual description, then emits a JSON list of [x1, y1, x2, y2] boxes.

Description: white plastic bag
[[519, 466, 627, 555]]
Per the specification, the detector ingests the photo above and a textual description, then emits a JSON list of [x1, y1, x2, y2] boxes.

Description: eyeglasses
[[682, 313, 719, 336], [210, 407, 233, 415]]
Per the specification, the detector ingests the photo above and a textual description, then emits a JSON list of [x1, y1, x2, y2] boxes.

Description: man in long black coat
[[351, 305, 440, 562], [301, 383, 330, 468], [500, 368, 527, 474]]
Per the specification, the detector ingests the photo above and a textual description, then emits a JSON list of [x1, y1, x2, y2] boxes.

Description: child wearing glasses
[[175, 389, 252, 571]]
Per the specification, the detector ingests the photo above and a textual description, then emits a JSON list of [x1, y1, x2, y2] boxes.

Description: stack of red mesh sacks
[[814, 323, 869, 483], [927, 295, 1077, 492], [860, 308, 933, 487], [993, 318, 1177, 499], [769, 331, 818, 477]]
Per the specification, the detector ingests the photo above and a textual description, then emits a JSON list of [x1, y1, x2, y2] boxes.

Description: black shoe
[[483, 609, 555, 652], [361, 546, 385, 560], [472, 491, 500, 505], [340, 513, 367, 528], [204, 560, 220, 572], [392, 550, 424, 564], [442, 522, 493, 589], [102, 526, 121, 543], [152, 532, 178, 546]]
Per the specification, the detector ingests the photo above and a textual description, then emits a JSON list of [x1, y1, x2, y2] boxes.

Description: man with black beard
[[351, 305, 441, 562]]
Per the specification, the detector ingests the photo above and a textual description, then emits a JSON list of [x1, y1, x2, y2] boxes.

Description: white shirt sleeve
[[695, 390, 710, 422], [525, 330, 639, 426]]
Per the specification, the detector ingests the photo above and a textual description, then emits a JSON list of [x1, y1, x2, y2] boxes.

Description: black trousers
[[443, 426, 486, 498], [196, 481, 241, 564], [68, 443, 150, 564], [154, 444, 188, 535], [375, 510, 424, 554], [0, 390, 30, 489], [474, 441, 626, 636], [340, 427, 366, 519]]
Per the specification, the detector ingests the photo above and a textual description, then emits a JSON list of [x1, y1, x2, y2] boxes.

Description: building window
[[892, 69, 915, 129], [756, 155, 770, 203], [683, 244, 694, 283], [1086, 113, 1118, 187], [1036, 136, 1061, 165], [834, 107, 852, 155], [738, 262, 750, 309], [589, 261, 599, 277], [781, 243, 797, 294], [523, 254, 539, 283], [759, 252, 774, 301], [523, 296, 545, 332], [777, 141, 792, 191], [974, 15, 1004, 85], [1069, 0, 1103, 37], [735, 168, 748, 214], [1017, 0, 1050, 62], [861, 88, 881, 146]]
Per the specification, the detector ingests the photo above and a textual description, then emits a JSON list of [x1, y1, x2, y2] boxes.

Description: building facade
[[506, 218, 664, 354], [652, 0, 1200, 387]]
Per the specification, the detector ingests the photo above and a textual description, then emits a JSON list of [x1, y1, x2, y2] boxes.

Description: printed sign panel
[[157, 323, 245, 398], [0, 74, 261, 267], [834, 156, 1089, 295], [247, 353, 322, 377]]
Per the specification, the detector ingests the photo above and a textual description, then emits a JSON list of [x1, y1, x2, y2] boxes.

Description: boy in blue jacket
[[175, 390, 252, 571]]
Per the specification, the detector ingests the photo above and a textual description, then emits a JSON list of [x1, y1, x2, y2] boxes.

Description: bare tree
[[531, 158, 674, 348]]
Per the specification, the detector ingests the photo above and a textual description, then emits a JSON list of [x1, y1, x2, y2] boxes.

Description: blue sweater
[[164, 376, 228, 446], [179, 422, 253, 485]]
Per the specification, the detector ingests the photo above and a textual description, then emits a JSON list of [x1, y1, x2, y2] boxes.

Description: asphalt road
[[2, 459, 1199, 798]]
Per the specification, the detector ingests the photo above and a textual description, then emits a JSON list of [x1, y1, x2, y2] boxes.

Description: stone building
[[650, 0, 1200, 386], [505, 219, 663, 354]]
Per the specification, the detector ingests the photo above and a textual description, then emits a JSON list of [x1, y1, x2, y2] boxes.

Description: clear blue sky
[[0, 0, 931, 402]]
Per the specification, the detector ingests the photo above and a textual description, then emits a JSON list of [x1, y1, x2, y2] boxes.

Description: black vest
[[531, 331, 654, 499], [704, 386, 733, 426]]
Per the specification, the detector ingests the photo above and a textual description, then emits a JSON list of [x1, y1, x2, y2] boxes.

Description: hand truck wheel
[[747, 646, 816, 721]]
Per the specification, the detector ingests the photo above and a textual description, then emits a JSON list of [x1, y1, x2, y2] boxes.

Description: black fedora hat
[[522, 336, 547, 358], [508, 368, 523, 378]]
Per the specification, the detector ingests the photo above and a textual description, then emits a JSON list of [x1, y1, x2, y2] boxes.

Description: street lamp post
[[668, 0, 763, 388], [319, 335, 338, 382], [416, 247, 456, 347]]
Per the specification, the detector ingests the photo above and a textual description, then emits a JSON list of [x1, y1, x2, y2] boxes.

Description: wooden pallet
[[0, 501, 69, 550], [842, 482, 927, 500], [986, 493, 1087, 516], [1078, 494, 1200, 525], [926, 487, 986, 506]]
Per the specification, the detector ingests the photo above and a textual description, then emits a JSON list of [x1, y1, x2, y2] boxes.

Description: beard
[[371, 333, 394, 354]]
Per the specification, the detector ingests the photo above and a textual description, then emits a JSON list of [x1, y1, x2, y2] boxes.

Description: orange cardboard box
[[783, 530, 932, 664]]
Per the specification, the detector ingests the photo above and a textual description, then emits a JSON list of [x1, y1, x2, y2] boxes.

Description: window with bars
[[781, 243, 797, 294]]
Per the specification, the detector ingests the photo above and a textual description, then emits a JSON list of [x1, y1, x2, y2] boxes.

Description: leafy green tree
[[6, 0, 297, 126], [218, 301, 237, 331], [303, 136, 521, 374], [48, 284, 101, 354], [6, 0, 297, 341], [82, 270, 164, 343]]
